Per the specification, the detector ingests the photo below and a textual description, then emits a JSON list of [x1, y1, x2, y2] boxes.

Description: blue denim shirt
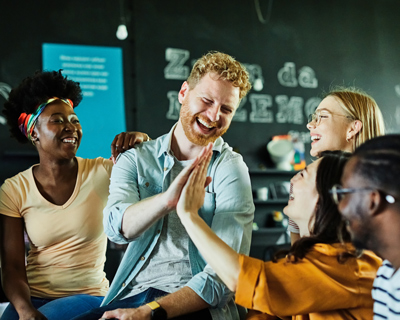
[[102, 126, 254, 320]]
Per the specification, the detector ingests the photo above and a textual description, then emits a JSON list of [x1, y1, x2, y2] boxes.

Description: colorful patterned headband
[[18, 97, 74, 141]]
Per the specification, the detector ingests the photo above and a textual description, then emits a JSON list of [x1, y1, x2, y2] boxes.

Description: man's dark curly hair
[[3, 70, 82, 143]]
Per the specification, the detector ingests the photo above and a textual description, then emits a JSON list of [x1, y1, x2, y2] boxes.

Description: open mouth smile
[[311, 134, 321, 144], [62, 137, 78, 144], [289, 183, 294, 200], [196, 117, 216, 133]]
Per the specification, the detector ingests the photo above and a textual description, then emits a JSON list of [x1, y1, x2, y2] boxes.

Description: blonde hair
[[187, 51, 251, 99], [327, 86, 385, 150]]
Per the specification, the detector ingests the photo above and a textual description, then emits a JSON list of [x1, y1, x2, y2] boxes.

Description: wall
[[1, 0, 400, 183], [132, 0, 400, 169]]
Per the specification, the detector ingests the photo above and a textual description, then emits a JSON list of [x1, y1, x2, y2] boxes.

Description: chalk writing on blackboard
[[164, 48, 190, 80], [233, 97, 248, 122], [249, 94, 273, 123], [277, 62, 298, 87], [304, 97, 322, 118], [166, 91, 180, 120], [298, 66, 318, 89], [277, 63, 318, 89], [243, 64, 264, 92], [276, 95, 304, 124]]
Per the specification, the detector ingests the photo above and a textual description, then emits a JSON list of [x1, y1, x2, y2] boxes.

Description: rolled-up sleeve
[[103, 151, 140, 244], [186, 154, 255, 308], [235, 250, 378, 317]]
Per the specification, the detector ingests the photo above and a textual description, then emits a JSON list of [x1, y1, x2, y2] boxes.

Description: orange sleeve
[[235, 251, 377, 317], [246, 309, 280, 320]]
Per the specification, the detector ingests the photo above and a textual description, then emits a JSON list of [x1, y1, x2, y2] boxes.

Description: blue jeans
[[71, 288, 212, 320], [1, 295, 103, 320]]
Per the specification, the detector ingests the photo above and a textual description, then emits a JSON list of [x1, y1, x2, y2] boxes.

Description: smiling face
[[178, 72, 240, 146], [338, 157, 374, 251], [32, 100, 82, 160], [284, 159, 321, 235], [307, 96, 354, 157]]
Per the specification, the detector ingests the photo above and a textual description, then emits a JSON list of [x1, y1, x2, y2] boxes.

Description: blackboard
[[132, 0, 400, 169], [1, 0, 400, 183]]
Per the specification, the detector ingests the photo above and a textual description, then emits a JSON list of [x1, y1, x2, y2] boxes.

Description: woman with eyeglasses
[[175, 147, 381, 319], [288, 86, 386, 243], [0, 70, 148, 320]]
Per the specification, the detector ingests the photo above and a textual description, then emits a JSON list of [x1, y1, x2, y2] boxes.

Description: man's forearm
[[121, 192, 171, 239], [101, 287, 210, 320], [146, 286, 210, 319]]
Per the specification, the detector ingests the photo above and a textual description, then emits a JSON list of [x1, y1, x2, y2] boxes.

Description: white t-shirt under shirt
[[124, 156, 193, 299], [0, 157, 112, 298]]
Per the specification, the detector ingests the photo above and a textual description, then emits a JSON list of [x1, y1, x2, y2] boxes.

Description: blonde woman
[[289, 87, 385, 243]]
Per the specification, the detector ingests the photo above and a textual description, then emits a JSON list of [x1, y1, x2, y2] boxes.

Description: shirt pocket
[[199, 192, 216, 226], [138, 175, 162, 199]]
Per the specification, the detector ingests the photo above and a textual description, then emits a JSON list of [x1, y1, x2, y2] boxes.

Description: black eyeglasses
[[329, 184, 396, 205]]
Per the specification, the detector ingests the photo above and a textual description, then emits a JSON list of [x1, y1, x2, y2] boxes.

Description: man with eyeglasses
[[330, 134, 400, 320]]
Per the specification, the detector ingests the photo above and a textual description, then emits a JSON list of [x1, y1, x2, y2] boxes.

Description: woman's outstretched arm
[[176, 143, 240, 292]]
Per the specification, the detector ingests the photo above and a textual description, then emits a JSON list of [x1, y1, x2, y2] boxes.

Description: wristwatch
[[146, 301, 168, 320]]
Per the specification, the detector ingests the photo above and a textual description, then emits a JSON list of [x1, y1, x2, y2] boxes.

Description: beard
[[351, 237, 369, 251], [351, 222, 376, 252], [348, 203, 375, 252], [180, 100, 229, 146]]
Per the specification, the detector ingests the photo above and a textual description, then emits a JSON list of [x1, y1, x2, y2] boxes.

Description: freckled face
[[179, 72, 240, 146], [307, 96, 353, 157]]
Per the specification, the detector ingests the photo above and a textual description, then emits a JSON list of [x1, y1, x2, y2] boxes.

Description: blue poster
[[42, 43, 126, 159]]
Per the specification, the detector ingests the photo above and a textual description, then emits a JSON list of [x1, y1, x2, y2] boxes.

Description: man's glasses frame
[[329, 184, 396, 205]]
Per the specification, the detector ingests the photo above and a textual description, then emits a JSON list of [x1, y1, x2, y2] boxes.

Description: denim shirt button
[[122, 282, 126, 287], [140, 256, 145, 261], [164, 167, 168, 171]]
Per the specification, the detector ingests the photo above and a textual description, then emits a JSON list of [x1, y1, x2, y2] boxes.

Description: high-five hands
[[176, 143, 213, 218], [161, 143, 213, 212]]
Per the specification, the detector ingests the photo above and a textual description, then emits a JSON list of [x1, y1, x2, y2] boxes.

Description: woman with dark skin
[[0, 70, 148, 320]]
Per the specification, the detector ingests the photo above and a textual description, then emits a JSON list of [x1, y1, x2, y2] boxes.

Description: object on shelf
[[266, 211, 288, 228], [252, 222, 260, 231], [256, 187, 269, 201], [290, 132, 306, 170], [269, 181, 291, 200], [267, 135, 295, 171]]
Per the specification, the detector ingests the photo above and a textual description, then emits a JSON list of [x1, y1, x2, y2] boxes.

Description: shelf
[[252, 227, 287, 234], [254, 199, 288, 205], [251, 227, 288, 246]]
